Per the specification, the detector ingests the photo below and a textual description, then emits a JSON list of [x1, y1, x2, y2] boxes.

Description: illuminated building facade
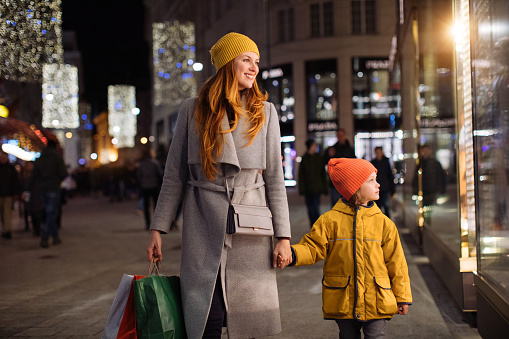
[[146, 0, 398, 186]]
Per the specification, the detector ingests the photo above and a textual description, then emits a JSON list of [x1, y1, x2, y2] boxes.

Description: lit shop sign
[[365, 60, 390, 70], [262, 68, 284, 79], [420, 118, 455, 128], [307, 120, 338, 132]]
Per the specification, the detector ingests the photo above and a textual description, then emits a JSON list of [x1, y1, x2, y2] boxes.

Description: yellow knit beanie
[[209, 32, 260, 71]]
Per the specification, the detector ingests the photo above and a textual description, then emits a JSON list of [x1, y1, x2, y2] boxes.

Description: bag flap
[[233, 204, 273, 231], [232, 204, 272, 217]]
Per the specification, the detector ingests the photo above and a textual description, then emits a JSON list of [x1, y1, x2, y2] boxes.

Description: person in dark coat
[[0, 151, 20, 239], [137, 148, 163, 230], [371, 146, 395, 218], [20, 161, 44, 236], [29, 139, 68, 248], [298, 139, 328, 227], [323, 128, 356, 207]]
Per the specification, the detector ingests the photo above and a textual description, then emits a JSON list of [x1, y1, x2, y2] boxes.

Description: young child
[[285, 158, 412, 338]]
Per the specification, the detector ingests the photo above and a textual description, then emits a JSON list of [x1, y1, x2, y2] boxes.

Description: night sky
[[61, 0, 150, 115]]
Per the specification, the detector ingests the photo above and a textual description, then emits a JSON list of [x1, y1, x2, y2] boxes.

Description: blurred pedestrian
[[298, 139, 328, 227], [20, 161, 44, 236], [285, 158, 412, 338], [29, 139, 68, 248], [371, 146, 395, 218], [137, 149, 163, 230], [412, 144, 446, 209], [323, 128, 356, 207], [146, 32, 292, 338], [0, 151, 20, 239]]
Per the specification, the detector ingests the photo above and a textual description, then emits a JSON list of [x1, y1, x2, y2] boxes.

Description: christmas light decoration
[[0, 0, 63, 82], [42, 63, 79, 129], [152, 21, 197, 107], [108, 85, 137, 148]]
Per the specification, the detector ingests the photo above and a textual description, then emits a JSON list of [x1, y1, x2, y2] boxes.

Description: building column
[[293, 59, 307, 158]]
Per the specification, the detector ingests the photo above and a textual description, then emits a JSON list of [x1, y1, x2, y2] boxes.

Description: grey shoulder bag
[[225, 179, 274, 237]]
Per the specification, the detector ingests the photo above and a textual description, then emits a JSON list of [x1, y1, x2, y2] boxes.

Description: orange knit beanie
[[327, 158, 377, 200]]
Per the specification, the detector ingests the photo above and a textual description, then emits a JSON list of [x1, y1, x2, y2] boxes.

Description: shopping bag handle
[[145, 258, 161, 276]]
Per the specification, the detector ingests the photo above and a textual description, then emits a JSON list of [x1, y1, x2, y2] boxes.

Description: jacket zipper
[[352, 206, 359, 319]]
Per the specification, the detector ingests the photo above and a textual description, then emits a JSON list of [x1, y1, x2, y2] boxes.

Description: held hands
[[147, 230, 163, 263], [398, 304, 409, 315], [273, 238, 292, 269]]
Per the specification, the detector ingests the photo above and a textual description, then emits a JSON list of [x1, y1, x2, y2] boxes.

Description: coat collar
[[332, 199, 382, 217], [215, 113, 248, 177]]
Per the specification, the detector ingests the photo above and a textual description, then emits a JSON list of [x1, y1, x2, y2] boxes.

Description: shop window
[[471, 0, 509, 300], [259, 64, 296, 184]]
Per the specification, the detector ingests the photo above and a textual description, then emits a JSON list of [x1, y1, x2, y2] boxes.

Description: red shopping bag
[[117, 275, 145, 339]]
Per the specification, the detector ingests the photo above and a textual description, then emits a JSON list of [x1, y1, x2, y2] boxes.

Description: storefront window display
[[471, 0, 509, 299], [306, 59, 338, 150], [260, 64, 296, 185], [400, 0, 460, 256]]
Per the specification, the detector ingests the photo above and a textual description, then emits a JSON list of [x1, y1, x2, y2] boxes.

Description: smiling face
[[233, 52, 259, 91], [357, 172, 380, 205]]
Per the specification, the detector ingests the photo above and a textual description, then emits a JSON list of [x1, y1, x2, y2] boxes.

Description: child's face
[[357, 172, 380, 205]]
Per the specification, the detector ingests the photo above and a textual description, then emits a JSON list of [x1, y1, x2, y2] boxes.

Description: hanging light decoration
[[0, 0, 63, 83], [152, 21, 196, 107], [42, 63, 79, 129], [108, 85, 137, 148]]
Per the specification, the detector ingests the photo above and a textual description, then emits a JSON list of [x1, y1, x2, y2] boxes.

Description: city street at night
[[0, 190, 481, 338]]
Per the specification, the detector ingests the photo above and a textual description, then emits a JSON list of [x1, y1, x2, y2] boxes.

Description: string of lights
[[153, 21, 196, 107], [0, 0, 63, 83], [107, 85, 137, 148]]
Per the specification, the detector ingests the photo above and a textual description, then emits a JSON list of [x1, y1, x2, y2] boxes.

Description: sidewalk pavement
[[0, 189, 481, 338]]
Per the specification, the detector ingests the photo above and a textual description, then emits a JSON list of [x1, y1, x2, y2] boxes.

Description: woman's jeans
[[335, 319, 387, 339], [203, 274, 226, 338]]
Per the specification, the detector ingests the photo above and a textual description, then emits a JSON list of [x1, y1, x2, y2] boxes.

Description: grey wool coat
[[151, 98, 291, 338]]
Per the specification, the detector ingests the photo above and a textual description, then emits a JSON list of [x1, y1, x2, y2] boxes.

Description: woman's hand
[[273, 238, 291, 269], [147, 230, 163, 262]]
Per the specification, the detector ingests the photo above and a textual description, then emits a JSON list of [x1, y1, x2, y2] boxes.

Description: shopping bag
[[118, 275, 145, 339], [101, 274, 144, 339], [134, 275, 186, 339]]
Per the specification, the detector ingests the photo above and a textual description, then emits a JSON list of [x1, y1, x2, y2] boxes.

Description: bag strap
[[225, 179, 232, 205], [223, 163, 233, 205]]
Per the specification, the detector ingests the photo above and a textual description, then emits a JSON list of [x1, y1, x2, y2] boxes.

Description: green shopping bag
[[133, 275, 187, 339]]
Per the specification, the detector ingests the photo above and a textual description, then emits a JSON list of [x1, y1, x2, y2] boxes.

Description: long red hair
[[195, 60, 268, 180]]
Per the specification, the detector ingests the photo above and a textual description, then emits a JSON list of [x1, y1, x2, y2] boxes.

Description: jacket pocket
[[322, 276, 351, 316], [374, 277, 398, 315]]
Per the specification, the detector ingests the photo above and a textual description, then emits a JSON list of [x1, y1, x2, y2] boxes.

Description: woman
[[147, 32, 292, 339]]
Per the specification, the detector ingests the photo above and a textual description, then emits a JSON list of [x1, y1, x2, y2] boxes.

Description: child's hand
[[398, 304, 409, 315]]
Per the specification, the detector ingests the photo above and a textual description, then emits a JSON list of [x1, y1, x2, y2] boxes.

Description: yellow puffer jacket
[[292, 199, 412, 321]]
